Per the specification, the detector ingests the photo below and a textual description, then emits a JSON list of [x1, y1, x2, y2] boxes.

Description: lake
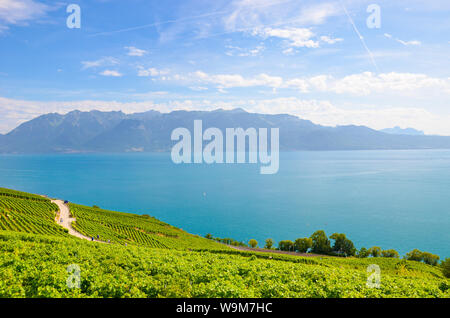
[[0, 150, 449, 258]]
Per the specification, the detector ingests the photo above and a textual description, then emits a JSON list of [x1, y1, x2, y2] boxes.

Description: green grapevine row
[[0, 188, 67, 237], [69, 203, 226, 250], [0, 231, 448, 298]]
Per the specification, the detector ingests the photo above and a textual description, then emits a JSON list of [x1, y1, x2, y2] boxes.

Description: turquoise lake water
[[0, 150, 449, 258]]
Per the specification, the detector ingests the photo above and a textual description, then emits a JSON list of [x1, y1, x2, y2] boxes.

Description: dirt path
[[52, 199, 104, 243]]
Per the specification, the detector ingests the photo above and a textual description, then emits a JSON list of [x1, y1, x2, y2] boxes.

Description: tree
[[381, 249, 399, 258], [341, 239, 356, 256], [330, 233, 356, 257], [421, 252, 439, 266], [368, 246, 382, 257], [278, 240, 294, 251], [294, 238, 313, 253], [405, 249, 423, 262], [442, 258, 450, 278], [310, 230, 331, 254], [357, 247, 369, 258], [248, 239, 258, 248], [204, 233, 213, 240], [264, 238, 274, 249]]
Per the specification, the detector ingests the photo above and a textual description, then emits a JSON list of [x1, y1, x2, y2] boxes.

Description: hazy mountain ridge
[[1, 108, 450, 153], [380, 126, 425, 136]]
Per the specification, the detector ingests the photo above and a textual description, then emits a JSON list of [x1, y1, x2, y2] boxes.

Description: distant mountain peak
[[380, 126, 425, 136], [211, 107, 247, 113], [230, 107, 247, 113]]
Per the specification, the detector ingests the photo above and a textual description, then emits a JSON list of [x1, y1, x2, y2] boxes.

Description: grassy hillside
[[0, 187, 448, 298]]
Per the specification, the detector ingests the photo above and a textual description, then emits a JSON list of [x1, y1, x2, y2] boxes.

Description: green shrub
[[278, 240, 294, 251], [264, 238, 274, 249], [442, 258, 450, 278], [294, 238, 313, 253], [357, 247, 369, 258], [330, 233, 356, 256], [422, 252, 440, 266], [368, 246, 382, 257], [248, 239, 258, 248], [405, 249, 423, 262], [310, 230, 331, 254], [381, 249, 399, 258]]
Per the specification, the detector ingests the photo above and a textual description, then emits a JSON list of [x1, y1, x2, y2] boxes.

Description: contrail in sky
[[89, 0, 295, 37], [340, 0, 380, 73]]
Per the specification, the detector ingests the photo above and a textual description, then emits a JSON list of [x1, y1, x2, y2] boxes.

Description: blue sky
[[0, 0, 449, 134]]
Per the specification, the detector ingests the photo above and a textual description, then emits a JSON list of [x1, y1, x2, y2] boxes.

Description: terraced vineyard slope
[[0, 187, 448, 298], [69, 203, 225, 250], [0, 187, 224, 251], [0, 188, 68, 237]]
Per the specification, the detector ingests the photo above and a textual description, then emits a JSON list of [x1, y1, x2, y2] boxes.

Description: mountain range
[[1, 108, 450, 153], [380, 126, 425, 136]]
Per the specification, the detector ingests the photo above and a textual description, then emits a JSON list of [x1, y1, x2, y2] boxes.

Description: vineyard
[[0, 187, 448, 298], [69, 203, 225, 250], [0, 187, 225, 250], [0, 188, 68, 237], [0, 187, 51, 202], [0, 231, 448, 298]]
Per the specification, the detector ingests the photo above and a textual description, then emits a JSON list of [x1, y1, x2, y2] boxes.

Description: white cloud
[[285, 72, 449, 95], [137, 67, 169, 77], [283, 78, 308, 92], [327, 72, 449, 95], [189, 86, 208, 91], [224, 0, 341, 32], [251, 27, 342, 50], [225, 44, 265, 56], [100, 70, 123, 77], [396, 39, 421, 46], [171, 70, 450, 96], [320, 35, 343, 44], [224, 0, 280, 31], [131, 91, 168, 98], [0, 0, 50, 31], [188, 71, 284, 89], [125, 46, 148, 57], [384, 33, 421, 46], [282, 47, 294, 55], [81, 57, 119, 70], [253, 27, 319, 48], [295, 2, 341, 25]]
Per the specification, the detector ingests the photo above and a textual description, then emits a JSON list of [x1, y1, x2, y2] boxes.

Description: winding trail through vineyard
[[52, 199, 103, 242]]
